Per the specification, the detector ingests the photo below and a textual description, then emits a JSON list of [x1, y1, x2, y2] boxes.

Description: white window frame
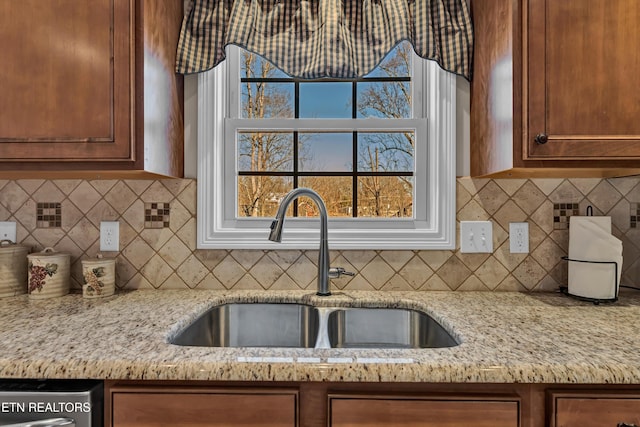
[[197, 46, 456, 250]]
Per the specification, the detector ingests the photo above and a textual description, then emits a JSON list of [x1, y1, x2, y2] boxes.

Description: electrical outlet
[[509, 222, 529, 253], [460, 221, 493, 253], [0, 221, 17, 243], [100, 221, 120, 252]]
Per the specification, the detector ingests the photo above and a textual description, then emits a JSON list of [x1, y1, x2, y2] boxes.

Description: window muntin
[[235, 43, 416, 220]]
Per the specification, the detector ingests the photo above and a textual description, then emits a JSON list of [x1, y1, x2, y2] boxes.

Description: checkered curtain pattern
[[175, 0, 473, 79]]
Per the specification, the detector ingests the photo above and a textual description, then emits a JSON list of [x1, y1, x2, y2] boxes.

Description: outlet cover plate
[[460, 221, 493, 253], [509, 222, 529, 253], [0, 221, 17, 243], [100, 221, 120, 252]]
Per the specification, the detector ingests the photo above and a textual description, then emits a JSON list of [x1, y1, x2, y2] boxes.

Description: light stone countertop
[[1, 289, 639, 384]]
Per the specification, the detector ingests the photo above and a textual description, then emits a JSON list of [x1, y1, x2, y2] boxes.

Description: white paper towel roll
[[568, 215, 622, 300]]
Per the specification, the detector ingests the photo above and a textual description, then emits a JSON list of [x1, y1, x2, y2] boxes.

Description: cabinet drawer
[[329, 394, 520, 427], [112, 387, 297, 427], [550, 391, 640, 427]]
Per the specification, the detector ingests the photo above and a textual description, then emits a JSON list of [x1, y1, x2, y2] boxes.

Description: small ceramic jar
[[82, 255, 116, 298], [27, 247, 70, 299], [0, 240, 30, 298]]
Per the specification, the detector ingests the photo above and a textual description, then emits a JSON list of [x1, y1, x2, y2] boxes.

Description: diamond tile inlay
[[632, 203, 640, 228], [36, 202, 61, 228], [553, 203, 579, 230], [144, 202, 170, 229]]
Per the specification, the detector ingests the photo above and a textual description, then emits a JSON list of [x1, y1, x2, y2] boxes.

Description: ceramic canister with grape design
[[81, 255, 115, 298], [0, 240, 30, 298], [27, 247, 70, 299]]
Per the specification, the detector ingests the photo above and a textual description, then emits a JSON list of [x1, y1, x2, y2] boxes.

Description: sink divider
[[314, 307, 338, 349]]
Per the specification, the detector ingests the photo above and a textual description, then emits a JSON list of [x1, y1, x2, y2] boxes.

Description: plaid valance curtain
[[175, 0, 473, 79]]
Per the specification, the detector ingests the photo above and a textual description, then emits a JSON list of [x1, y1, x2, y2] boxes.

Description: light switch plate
[[460, 221, 493, 253], [0, 221, 17, 243]]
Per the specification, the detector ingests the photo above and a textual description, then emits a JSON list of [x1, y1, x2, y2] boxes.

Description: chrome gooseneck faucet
[[268, 188, 354, 296]]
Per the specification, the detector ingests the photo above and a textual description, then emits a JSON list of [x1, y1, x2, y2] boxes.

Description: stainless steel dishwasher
[[0, 380, 102, 427]]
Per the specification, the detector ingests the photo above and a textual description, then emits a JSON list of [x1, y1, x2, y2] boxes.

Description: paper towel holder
[[560, 256, 619, 304], [560, 256, 620, 305]]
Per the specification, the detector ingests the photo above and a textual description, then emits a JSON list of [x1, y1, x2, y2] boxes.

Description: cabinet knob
[[534, 133, 549, 144]]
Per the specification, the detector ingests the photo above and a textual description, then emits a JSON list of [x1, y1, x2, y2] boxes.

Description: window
[[197, 44, 456, 250]]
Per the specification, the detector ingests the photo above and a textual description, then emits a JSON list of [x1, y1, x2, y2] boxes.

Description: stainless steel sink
[[326, 308, 458, 349], [170, 303, 458, 349], [170, 303, 319, 348]]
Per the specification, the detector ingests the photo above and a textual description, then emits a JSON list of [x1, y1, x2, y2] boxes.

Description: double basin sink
[[170, 303, 458, 349]]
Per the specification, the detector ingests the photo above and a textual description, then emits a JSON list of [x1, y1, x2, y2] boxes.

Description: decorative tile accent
[[632, 203, 640, 228], [36, 202, 61, 228], [553, 203, 579, 230], [144, 202, 170, 229]]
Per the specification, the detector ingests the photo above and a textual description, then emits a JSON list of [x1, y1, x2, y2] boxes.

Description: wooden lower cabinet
[[110, 386, 298, 427], [107, 382, 534, 427], [107, 382, 640, 427], [549, 390, 640, 427], [329, 394, 520, 427]]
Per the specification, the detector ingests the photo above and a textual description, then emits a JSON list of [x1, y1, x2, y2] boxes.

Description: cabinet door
[[526, 0, 640, 160], [0, 0, 132, 162], [549, 391, 640, 427], [329, 395, 519, 427], [111, 388, 298, 427]]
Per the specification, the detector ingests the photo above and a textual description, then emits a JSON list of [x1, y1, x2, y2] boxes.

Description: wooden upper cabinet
[[470, 0, 640, 177], [0, 0, 183, 178], [527, 0, 640, 160], [329, 394, 520, 427]]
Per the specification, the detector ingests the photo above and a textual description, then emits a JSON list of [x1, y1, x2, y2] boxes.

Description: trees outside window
[[237, 43, 414, 219]]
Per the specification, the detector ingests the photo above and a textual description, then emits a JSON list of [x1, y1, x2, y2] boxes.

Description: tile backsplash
[[1, 177, 640, 292]]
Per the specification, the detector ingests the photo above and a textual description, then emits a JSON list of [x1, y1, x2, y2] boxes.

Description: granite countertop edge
[[1, 289, 639, 384]]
